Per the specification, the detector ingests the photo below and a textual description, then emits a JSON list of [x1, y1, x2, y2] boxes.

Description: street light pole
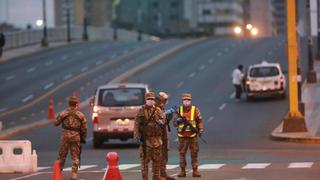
[[41, 0, 48, 47], [66, 0, 71, 42], [137, 0, 142, 41], [282, 0, 307, 132], [82, 0, 89, 41], [306, 0, 317, 83]]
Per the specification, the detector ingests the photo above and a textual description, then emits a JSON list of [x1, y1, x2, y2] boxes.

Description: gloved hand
[[177, 117, 183, 124], [198, 129, 204, 137], [157, 119, 165, 128], [165, 107, 177, 116]]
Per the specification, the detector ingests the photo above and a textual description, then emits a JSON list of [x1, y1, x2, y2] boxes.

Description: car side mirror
[[89, 98, 94, 107]]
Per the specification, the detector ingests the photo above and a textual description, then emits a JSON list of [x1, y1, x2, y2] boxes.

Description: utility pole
[[82, 0, 89, 41], [317, 0, 320, 60], [66, 0, 71, 42], [306, 0, 317, 83], [282, 0, 307, 132], [137, 0, 142, 41], [41, 0, 48, 47]]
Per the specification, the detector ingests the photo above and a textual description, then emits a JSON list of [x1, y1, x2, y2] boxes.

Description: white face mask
[[146, 100, 155, 106], [183, 100, 191, 107]]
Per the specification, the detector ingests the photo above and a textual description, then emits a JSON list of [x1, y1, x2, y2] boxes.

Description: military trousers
[[140, 145, 162, 180], [160, 138, 169, 177], [178, 136, 199, 169], [58, 136, 80, 177]]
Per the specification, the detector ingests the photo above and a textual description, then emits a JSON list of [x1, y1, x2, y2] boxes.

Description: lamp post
[[137, 0, 142, 41], [41, 0, 48, 47], [66, 0, 71, 42], [82, 0, 89, 41], [306, 0, 317, 83], [112, 0, 120, 41]]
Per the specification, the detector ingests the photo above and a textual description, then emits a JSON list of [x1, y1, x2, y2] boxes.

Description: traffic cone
[[52, 160, 62, 180], [103, 152, 122, 180], [48, 96, 55, 120]]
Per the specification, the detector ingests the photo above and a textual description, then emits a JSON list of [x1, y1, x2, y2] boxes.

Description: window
[[250, 67, 279, 77], [98, 88, 145, 107]]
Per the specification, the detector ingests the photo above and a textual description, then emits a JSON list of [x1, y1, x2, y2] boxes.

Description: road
[[1, 37, 320, 180]]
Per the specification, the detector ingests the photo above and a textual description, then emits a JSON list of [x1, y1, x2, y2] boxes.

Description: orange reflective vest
[[178, 106, 197, 137]]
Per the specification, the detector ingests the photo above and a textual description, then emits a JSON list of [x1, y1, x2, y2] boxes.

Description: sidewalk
[[0, 41, 81, 64], [271, 60, 320, 143]]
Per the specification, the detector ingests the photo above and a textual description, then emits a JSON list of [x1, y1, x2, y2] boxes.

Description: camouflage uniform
[[174, 93, 203, 177], [54, 98, 88, 180], [155, 93, 175, 180], [134, 104, 165, 180]]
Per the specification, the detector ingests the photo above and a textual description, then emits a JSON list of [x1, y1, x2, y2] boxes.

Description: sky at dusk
[[0, 0, 54, 28]]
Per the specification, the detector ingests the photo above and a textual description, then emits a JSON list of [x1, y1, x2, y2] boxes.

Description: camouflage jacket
[[134, 105, 166, 148], [54, 107, 88, 142]]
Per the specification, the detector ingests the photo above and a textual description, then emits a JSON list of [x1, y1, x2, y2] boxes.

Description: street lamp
[[41, 0, 48, 47], [82, 0, 89, 41], [137, 0, 142, 41], [112, 0, 120, 41], [66, 0, 71, 43]]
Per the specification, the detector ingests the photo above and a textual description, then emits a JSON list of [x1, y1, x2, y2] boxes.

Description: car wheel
[[246, 95, 253, 101], [93, 137, 103, 148]]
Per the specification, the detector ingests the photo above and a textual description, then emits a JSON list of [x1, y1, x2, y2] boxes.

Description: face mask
[[146, 100, 155, 106], [183, 100, 191, 107]]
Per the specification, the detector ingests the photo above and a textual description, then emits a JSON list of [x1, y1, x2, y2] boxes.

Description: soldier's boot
[[164, 175, 175, 180], [192, 168, 201, 177], [152, 175, 163, 180], [177, 168, 186, 177]]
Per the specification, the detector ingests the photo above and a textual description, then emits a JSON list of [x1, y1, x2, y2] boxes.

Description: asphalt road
[[2, 37, 320, 180]]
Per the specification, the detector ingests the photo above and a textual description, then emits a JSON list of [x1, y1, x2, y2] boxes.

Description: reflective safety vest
[[178, 106, 197, 137]]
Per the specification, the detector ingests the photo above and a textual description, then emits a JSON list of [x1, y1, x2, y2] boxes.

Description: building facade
[[272, 0, 286, 35]]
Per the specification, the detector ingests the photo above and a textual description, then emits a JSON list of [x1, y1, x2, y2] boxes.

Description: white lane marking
[[76, 51, 83, 55], [64, 165, 97, 171], [176, 81, 184, 89], [166, 165, 179, 169], [81, 67, 89, 72], [61, 55, 68, 60], [0, 108, 8, 112], [219, 103, 226, 111], [38, 166, 51, 171], [86, 137, 93, 142], [21, 117, 27, 121], [230, 92, 235, 99], [45, 61, 52, 66], [206, 116, 214, 123], [119, 164, 140, 170], [189, 72, 196, 78], [111, 54, 116, 58], [44, 82, 54, 90], [9, 172, 44, 180], [27, 67, 36, 73], [199, 164, 225, 170], [288, 162, 313, 168], [22, 95, 34, 103], [208, 59, 214, 64], [96, 60, 103, 65], [242, 163, 270, 169], [63, 74, 73, 80], [199, 65, 206, 71], [217, 52, 222, 56], [6, 75, 15, 81]]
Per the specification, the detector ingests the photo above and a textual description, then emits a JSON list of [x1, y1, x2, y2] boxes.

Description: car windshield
[[249, 66, 279, 77], [98, 88, 145, 107]]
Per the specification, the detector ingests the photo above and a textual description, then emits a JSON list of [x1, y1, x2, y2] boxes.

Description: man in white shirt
[[232, 65, 244, 101]]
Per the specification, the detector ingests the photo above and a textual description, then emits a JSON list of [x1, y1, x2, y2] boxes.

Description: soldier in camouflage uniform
[[54, 96, 88, 180], [134, 92, 166, 180], [155, 92, 175, 180], [174, 93, 203, 178]]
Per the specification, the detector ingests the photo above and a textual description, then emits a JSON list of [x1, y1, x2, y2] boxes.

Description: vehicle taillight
[[246, 80, 251, 85], [92, 113, 99, 124], [280, 76, 284, 82]]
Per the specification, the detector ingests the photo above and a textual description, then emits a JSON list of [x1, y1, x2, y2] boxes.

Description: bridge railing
[[3, 26, 150, 50]]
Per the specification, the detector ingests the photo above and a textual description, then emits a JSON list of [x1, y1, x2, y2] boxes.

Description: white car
[[245, 61, 286, 100]]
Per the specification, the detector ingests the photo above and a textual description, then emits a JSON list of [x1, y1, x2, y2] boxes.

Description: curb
[[0, 38, 206, 140], [270, 122, 320, 144]]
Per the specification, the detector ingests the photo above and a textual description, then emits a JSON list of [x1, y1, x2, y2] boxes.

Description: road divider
[[0, 140, 37, 173]]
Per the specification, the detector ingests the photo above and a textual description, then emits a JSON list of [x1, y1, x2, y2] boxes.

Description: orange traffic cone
[[52, 160, 62, 180], [103, 152, 122, 180], [48, 96, 55, 120]]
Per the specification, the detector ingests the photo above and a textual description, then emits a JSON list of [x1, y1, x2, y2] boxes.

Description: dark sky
[[0, 0, 54, 28]]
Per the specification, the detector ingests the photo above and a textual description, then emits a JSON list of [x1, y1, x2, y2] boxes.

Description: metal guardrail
[[3, 26, 149, 50]]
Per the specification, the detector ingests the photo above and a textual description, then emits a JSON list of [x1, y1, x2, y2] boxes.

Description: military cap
[[158, 91, 169, 100], [182, 93, 192, 100], [68, 96, 79, 103], [145, 92, 155, 100]]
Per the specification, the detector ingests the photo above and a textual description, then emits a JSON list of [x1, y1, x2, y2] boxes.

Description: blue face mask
[[146, 100, 155, 106], [183, 100, 191, 107]]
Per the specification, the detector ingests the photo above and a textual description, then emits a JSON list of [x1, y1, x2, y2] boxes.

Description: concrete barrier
[[0, 140, 37, 173]]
